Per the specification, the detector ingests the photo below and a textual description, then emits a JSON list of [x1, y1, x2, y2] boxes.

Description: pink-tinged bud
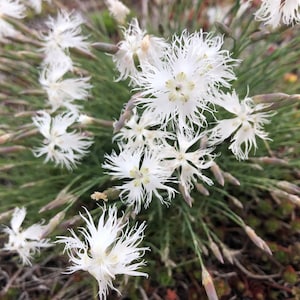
[[250, 31, 270, 42], [277, 181, 300, 195], [14, 111, 36, 118], [0, 133, 12, 144], [39, 190, 78, 213], [200, 244, 209, 256], [222, 247, 236, 265], [209, 240, 224, 264], [59, 215, 81, 230], [250, 157, 289, 166], [92, 42, 119, 54], [245, 226, 272, 255], [228, 195, 243, 209], [195, 183, 210, 196], [223, 172, 240, 186], [248, 163, 264, 171], [252, 93, 288, 104], [20, 89, 44, 95], [179, 183, 194, 207], [202, 267, 219, 300], [271, 189, 300, 206], [4, 99, 30, 107], [113, 94, 140, 133], [0, 145, 26, 154], [210, 162, 224, 186], [13, 129, 38, 141]]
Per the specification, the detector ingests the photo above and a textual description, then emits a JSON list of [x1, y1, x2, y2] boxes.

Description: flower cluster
[[3, 2, 296, 299], [103, 19, 273, 212], [32, 9, 93, 169]]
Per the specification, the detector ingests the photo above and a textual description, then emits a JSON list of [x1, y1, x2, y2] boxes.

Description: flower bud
[[195, 183, 210, 196], [277, 181, 300, 195], [92, 42, 119, 54], [209, 240, 224, 264], [202, 267, 219, 300], [252, 93, 288, 104], [210, 162, 224, 186], [228, 195, 243, 209], [245, 225, 272, 255], [39, 189, 78, 213], [0, 133, 12, 144], [222, 246, 236, 264], [223, 172, 240, 186], [250, 156, 289, 166], [0, 145, 26, 154], [271, 189, 300, 206], [179, 183, 193, 207]]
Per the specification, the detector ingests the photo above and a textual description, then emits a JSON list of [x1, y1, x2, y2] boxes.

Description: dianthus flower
[[32, 111, 93, 169], [113, 110, 172, 149], [41, 10, 90, 69], [2, 207, 52, 265], [39, 64, 92, 113], [209, 91, 273, 160], [162, 130, 214, 195], [103, 147, 176, 213], [112, 18, 169, 83], [105, 0, 130, 24], [134, 30, 238, 129], [57, 205, 149, 300], [254, 0, 300, 28], [0, 0, 26, 40]]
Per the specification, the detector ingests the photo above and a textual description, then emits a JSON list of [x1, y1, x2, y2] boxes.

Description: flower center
[[165, 72, 195, 103], [130, 167, 150, 186]]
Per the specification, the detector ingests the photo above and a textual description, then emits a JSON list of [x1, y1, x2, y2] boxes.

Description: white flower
[[103, 147, 176, 213], [112, 18, 169, 82], [183, 30, 238, 89], [209, 91, 273, 160], [0, 0, 26, 39], [22, 0, 50, 13], [40, 64, 92, 113], [32, 111, 93, 169], [105, 0, 130, 24], [2, 207, 52, 265], [135, 30, 237, 129], [114, 110, 172, 149], [255, 0, 300, 28], [57, 205, 149, 300], [162, 130, 214, 195], [41, 10, 90, 68]]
